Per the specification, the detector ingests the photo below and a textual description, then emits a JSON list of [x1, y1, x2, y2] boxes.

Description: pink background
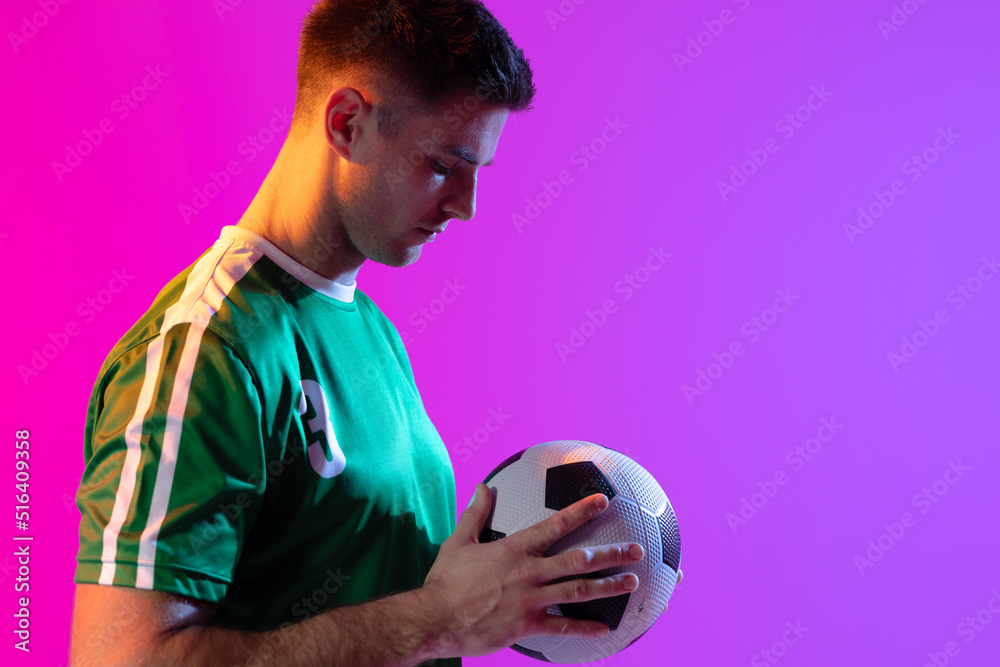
[[3, 0, 999, 664]]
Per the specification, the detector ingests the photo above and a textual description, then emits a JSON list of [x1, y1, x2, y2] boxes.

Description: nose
[[441, 172, 477, 222]]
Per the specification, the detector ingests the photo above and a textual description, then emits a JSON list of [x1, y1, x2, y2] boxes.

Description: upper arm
[[70, 583, 218, 667], [75, 323, 267, 603]]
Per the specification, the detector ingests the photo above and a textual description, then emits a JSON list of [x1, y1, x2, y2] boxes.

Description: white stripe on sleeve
[[99, 241, 258, 588]]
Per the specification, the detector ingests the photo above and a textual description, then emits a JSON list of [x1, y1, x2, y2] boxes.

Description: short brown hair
[[292, 0, 536, 136]]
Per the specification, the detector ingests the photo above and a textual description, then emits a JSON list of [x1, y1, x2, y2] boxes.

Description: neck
[[236, 136, 364, 285]]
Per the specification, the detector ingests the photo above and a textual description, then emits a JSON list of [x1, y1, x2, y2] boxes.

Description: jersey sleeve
[[74, 322, 267, 604]]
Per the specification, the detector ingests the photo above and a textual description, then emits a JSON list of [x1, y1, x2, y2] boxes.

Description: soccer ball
[[479, 440, 682, 663]]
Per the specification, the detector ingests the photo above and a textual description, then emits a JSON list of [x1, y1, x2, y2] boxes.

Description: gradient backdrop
[[2, 0, 999, 665]]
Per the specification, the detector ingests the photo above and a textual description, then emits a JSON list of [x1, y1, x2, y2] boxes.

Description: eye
[[431, 159, 454, 176]]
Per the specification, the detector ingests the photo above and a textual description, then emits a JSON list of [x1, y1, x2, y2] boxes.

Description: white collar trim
[[218, 226, 357, 303]]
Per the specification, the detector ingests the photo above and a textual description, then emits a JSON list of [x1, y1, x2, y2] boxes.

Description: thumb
[[457, 483, 492, 541]]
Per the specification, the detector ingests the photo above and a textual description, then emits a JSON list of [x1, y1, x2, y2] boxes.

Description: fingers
[[523, 493, 609, 553], [539, 613, 613, 639], [538, 571, 639, 608], [455, 483, 493, 544], [536, 542, 644, 583], [530, 571, 638, 641]]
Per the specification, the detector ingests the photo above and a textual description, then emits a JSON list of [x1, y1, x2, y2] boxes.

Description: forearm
[[142, 588, 449, 667]]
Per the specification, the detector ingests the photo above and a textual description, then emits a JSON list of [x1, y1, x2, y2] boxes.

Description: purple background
[[3, 0, 999, 665]]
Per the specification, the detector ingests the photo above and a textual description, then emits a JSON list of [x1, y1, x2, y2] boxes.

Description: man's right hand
[[421, 482, 648, 659]]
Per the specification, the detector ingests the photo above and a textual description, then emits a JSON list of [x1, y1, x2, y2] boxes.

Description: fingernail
[[624, 574, 638, 590], [595, 494, 608, 510], [628, 543, 644, 560]]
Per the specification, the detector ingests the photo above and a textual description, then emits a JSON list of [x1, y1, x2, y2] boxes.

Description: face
[[332, 89, 509, 268]]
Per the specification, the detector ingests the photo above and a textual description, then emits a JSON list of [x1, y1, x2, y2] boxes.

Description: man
[[70, 1, 671, 665]]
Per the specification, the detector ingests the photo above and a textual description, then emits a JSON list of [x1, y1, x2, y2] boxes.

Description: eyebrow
[[442, 145, 495, 167]]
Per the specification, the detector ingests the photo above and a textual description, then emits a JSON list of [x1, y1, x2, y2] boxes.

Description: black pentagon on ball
[[510, 644, 552, 661], [483, 448, 528, 484], [657, 504, 682, 571], [545, 461, 616, 511], [478, 485, 506, 544], [479, 526, 506, 543], [559, 569, 631, 632]]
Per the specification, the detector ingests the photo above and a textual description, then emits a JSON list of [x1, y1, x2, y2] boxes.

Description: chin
[[371, 245, 420, 268]]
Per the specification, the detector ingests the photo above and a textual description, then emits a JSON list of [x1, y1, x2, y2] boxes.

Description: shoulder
[[95, 237, 289, 385]]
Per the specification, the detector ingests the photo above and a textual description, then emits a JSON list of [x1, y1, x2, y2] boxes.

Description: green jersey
[[75, 226, 459, 665]]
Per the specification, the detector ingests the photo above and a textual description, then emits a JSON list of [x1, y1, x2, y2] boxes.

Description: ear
[[324, 87, 373, 162]]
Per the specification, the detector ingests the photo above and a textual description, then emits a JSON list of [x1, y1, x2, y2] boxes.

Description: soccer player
[[69, 1, 676, 665]]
